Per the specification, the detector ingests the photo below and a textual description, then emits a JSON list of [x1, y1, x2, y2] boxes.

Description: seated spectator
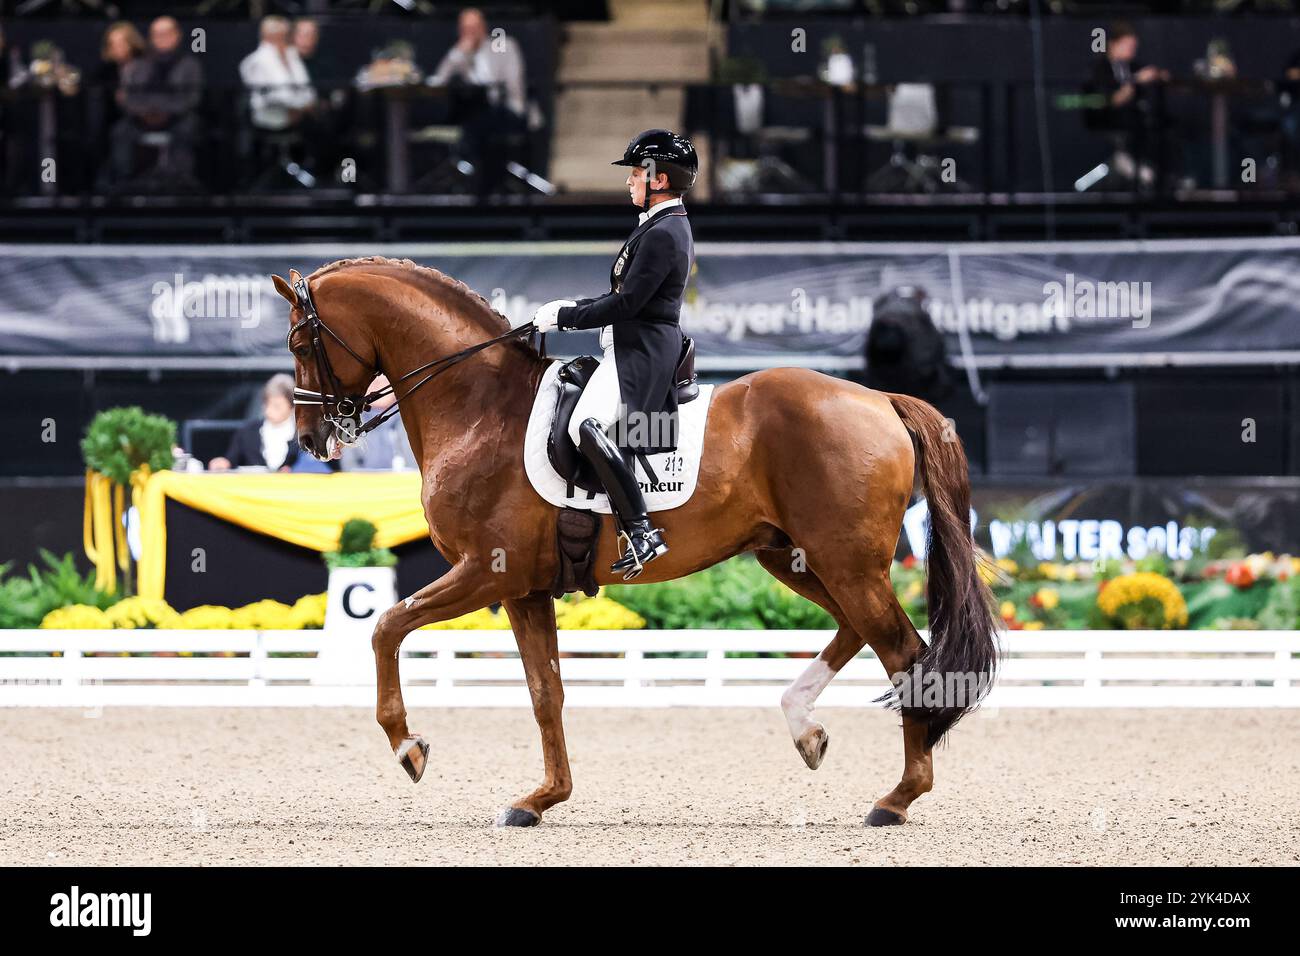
[[291, 17, 352, 177], [90, 22, 145, 188], [1083, 21, 1169, 189], [292, 18, 324, 80], [209, 374, 302, 472], [240, 16, 315, 133], [428, 7, 527, 196], [110, 16, 204, 190], [341, 375, 417, 471]]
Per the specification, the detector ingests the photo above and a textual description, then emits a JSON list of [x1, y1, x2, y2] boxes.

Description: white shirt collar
[[638, 196, 683, 225]]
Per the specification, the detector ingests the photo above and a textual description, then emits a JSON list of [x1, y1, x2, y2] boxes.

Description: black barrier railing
[[0, 75, 1294, 203]]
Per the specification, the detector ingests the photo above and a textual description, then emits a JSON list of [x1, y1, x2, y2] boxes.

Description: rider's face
[[627, 166, 667, 207], [627, 167, 646, 207]]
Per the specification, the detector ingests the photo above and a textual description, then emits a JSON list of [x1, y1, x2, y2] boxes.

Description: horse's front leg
[[371, 562, 501, 782], [495, 591, 571, 827]]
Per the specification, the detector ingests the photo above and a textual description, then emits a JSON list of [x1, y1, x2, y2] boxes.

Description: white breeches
[[568, 343, 621, 446]]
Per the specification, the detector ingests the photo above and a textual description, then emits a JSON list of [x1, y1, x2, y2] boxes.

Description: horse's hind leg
[[821, 568, 935, 827], [759, 548, 934, 825], [755, 549, 865, 771], [496, 591, 572, 827]]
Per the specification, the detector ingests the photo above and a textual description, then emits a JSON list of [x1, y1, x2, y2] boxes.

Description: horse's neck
[[379, 326, 545, 471]]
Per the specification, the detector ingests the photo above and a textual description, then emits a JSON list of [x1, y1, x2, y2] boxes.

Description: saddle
[[546, 336, 699, 497], [546, 337, 698, 599]]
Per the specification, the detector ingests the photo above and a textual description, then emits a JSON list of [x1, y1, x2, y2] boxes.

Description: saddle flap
[[547, 356, 604, 496]]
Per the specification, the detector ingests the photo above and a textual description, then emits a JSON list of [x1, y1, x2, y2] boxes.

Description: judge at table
[[209, 373, 301, 472]]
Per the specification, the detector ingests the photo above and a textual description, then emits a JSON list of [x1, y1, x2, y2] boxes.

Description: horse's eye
[[292, 345, 310, 359]]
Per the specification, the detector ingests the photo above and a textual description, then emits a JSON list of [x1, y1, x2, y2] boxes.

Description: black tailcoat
[[557, 206, 694, 453]]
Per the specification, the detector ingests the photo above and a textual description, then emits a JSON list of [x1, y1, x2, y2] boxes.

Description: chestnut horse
[[272, 257, 998, 828]]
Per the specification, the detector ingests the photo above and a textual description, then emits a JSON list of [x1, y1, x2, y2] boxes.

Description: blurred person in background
[[1084, 21, 1169, 189], [209, 374, 301, 472], [428, 7, 526, 197], [292, 17, 350, 178], [90, 22, 145, 189], [240, 16, 316, 134], [340, 375, 417, 471], [111, 16, 204, 189]]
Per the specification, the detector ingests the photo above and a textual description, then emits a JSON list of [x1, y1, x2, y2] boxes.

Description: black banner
[[2, 238, 1299, 361]]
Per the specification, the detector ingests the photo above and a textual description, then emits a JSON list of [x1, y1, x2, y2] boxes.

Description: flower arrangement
[[40, 604, 112, 630], [104, 596, 181, 630], [40, 594, 329, 630], [80, 407, 176, 486], [1096, 572, 1189, 629], [420, 592, 646, 631]]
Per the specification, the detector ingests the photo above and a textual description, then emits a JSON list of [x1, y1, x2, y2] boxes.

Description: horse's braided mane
[[308, 256, 514, 335]]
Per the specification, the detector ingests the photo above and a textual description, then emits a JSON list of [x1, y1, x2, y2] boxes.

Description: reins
[[287, 274, 535, 441]]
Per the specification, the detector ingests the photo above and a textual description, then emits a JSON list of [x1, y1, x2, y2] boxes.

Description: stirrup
[[612, 527, 668, 581]]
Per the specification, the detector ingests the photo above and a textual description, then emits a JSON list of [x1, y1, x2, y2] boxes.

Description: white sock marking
[[781, 657, 835, 742]]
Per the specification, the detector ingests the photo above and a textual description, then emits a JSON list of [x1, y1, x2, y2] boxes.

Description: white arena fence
[[0, 629, 1297, 708]]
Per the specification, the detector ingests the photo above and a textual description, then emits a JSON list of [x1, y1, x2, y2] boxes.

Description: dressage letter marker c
[[342, 582, 377, 619]]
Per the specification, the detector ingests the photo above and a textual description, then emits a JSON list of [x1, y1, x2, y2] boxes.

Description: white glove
[[531, 299, 576, 334]]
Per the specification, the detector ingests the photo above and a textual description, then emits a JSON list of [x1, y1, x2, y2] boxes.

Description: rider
[[529, 129, 697, 579]]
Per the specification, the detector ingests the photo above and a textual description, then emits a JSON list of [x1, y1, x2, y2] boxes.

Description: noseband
[[286, 274, 534, 443]]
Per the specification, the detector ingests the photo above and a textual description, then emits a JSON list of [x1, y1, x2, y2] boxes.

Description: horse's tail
[[887, 392, 1000, 748]]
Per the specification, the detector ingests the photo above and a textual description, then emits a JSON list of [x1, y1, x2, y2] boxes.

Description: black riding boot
[[576, 418, 668, 580]]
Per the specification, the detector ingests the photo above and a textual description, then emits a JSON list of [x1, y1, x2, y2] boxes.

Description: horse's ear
[[271, 274, 296, 306], [289, 268, 302, 284]]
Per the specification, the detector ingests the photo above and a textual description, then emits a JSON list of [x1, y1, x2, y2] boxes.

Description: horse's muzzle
[[298, 425, 336, 461]]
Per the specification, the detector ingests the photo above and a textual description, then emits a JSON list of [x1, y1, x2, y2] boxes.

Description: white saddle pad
[[523, 360, 716, 514]]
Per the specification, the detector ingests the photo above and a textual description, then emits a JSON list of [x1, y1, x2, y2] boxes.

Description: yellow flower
[[1097, 572, 1188, 629], [230, 599, 294, 630], [289, 593, 328, 630], [421, 607, 510, 630], [996, 558, 1019, 575], [1022, 621, 1045, 631], [1035, 587, 1060, 610], [104, 596, 180, 629], [1038, 562, 1060, 580], [174, 605, 235, 629], [555, 595, 645, 630], [999, 600, 1016, 620], [41, 604, 111, 629]]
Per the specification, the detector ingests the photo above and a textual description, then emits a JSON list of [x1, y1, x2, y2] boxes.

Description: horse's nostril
[[299, 433, 316, 455]]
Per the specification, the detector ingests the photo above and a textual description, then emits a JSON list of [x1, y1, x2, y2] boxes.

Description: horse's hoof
[[795, 725, 829, 770], [395, 735, 429, 783], [864, 806, 907, 827], [495, 807, 541, 828]]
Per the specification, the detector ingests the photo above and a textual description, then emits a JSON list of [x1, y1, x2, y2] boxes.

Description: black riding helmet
[[612, 129, 698, 209]]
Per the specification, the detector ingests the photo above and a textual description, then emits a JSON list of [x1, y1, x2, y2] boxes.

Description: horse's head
[[272, 269, 379, 462]]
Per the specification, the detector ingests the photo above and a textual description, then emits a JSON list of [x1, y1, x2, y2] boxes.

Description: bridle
[[286, 274, 535, 444]]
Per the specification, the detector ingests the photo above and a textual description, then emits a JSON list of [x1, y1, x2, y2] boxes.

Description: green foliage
[[1135, 553, 1170, 576], [606, 555, 836, 630], [81, 406, 176, 484], [0, 551, 113, 629], [324, 549, 397, 570], [338, 518, 378, 554], [1183, 578, 1275, 629], [324, 518, 395, 570], [1257, 575, 1300, 630]]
